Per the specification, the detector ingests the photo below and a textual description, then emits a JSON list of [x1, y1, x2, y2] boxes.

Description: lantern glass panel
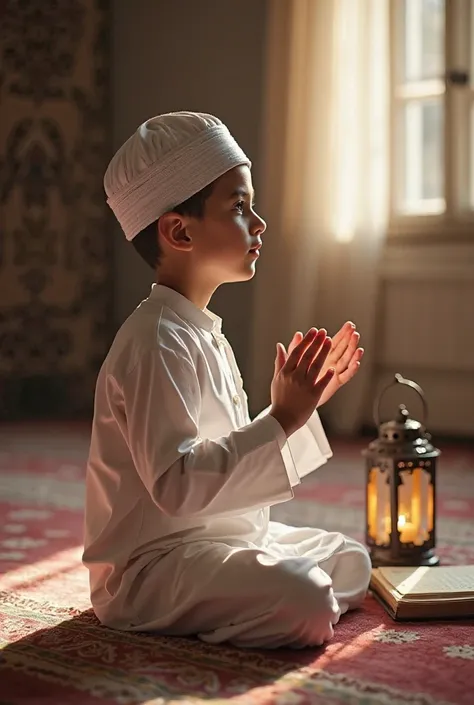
[[367, 466, 391, 546], [397, 462, 434, 546]]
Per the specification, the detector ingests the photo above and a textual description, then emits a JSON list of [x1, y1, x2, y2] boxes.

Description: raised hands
[[286, 322, 364, 407], [270, 328, 335, 437]]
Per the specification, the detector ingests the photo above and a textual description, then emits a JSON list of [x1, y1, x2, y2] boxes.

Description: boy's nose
[[252, 211, 267, 236]]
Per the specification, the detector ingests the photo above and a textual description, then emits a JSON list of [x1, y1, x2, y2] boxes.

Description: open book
[[370, 565, 474, 620]]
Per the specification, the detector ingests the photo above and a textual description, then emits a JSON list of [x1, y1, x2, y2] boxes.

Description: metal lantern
[[363, 373, 441, 567]]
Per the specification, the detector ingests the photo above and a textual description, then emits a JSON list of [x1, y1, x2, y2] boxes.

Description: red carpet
[[1, 425, 473, 704]]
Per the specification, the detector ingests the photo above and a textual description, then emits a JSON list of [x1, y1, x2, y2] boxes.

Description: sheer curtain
[[249, 0, 390, 435]]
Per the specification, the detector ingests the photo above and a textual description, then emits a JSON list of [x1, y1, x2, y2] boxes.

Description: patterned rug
[[1, 425, 473, 705]]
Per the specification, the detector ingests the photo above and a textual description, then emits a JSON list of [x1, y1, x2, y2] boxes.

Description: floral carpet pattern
[[0, 425, 473, 704]]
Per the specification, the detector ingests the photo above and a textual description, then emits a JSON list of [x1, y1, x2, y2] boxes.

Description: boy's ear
[[158, 213, 193, 251]]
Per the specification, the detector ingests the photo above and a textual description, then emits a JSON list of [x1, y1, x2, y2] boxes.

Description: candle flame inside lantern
[[398, 514, 407, 528]]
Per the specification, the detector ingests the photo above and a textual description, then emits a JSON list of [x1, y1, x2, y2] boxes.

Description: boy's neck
[[156, 271, 216, 311]]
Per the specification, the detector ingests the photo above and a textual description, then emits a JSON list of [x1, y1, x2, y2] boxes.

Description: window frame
[[388, 0, 474, 242]]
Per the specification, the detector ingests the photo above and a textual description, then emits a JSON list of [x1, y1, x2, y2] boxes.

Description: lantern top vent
[[365, 374, 441, 458]]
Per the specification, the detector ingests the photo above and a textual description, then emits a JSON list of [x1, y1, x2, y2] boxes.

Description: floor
[[0, 423, 473, 705]]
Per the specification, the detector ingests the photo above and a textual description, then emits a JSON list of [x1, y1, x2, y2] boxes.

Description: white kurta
[[83, 284, 371, 648]]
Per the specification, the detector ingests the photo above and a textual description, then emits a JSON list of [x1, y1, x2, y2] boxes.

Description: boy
[[83, 111, 371, 649]]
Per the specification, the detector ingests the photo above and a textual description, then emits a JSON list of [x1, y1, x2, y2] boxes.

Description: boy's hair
[[131, 181, 214, 270]]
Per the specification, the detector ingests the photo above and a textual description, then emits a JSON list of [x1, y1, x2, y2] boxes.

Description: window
[[390, 0, 474, 236]]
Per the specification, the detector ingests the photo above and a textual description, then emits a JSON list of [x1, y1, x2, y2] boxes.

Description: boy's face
[[185, 165, 266, 284]]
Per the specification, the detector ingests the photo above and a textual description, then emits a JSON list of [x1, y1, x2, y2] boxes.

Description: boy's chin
[[216, 258, 258, 285], [227, 262, 257, 283]]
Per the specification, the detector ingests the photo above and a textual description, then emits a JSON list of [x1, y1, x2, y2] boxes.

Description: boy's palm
[[287, 322, 364, 407], [270, 328, 335, 437]]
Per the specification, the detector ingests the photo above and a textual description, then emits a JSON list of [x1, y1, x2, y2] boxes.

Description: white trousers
[[117, 522, 372, 649]]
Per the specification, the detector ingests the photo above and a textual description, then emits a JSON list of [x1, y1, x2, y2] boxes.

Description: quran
[[370, 565, 474, 620]]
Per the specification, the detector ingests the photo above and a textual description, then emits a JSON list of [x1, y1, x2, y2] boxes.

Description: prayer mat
[[1, 425, 473, 705]]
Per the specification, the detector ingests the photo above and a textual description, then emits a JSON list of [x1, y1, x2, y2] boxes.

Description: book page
[[379, 566, 474, 597]]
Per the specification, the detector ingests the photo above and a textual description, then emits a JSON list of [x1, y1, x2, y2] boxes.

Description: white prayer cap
[[104, 111, 251, 241]]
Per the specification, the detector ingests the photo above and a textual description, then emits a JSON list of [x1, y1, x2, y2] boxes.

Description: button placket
[[221, 337, 250, 422], [212, 332, 242, 421]]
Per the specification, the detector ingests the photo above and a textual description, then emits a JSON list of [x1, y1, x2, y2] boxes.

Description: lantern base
[[369, 547, 440, 568]]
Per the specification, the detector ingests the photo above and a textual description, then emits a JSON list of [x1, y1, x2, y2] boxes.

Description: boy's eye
[[234, 200, 256, 214]]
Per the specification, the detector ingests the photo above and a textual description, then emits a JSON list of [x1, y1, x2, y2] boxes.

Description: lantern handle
[[374, 373, 428, 427]]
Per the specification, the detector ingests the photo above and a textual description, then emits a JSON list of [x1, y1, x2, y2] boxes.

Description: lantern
[[363, 373, 440, 567]]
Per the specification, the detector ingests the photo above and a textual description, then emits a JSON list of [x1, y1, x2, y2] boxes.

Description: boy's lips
[[248, 242, 262, 255]]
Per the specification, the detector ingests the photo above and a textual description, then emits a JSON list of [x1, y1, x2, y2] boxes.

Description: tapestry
[[0, 0, 111, 419]]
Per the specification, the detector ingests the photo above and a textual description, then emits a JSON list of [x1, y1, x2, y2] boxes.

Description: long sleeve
[[254, 407, 333, 480], [120, 344, 300, 518], [287, 410, 333, 478]]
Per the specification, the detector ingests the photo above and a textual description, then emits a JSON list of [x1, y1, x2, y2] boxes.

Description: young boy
[[83, 111, 371, 649]]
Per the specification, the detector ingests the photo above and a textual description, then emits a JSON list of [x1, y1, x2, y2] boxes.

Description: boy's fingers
[[306, 337, 331, 382], [332, 321, 355, 347], [313, 366, 335, 393], [288, 331, 304, 355], [274, 342, 288, 373], [331, 332, 350, 359], [338, 350, 364, 383], [339, 359, 361, 384], [332, 323, 357, 359], [298, 330, 327, 376], [337, 331, 360, 370], [285, 328, 318, 372]]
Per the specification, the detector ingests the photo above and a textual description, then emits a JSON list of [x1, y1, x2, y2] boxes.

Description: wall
[[111, 0, 269, 381], [110, 1, 473, 439], [370, 240, 474, 437], [0, 0, 111, 419]]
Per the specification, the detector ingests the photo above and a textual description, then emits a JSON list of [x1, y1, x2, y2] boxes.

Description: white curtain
[[249, 0, 390, 435]]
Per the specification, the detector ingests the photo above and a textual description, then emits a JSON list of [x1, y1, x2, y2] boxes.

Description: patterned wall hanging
[[0, 0, 112, 419]]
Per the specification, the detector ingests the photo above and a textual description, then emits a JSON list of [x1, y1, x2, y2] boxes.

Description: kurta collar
[[149, 284, 222, 333]]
